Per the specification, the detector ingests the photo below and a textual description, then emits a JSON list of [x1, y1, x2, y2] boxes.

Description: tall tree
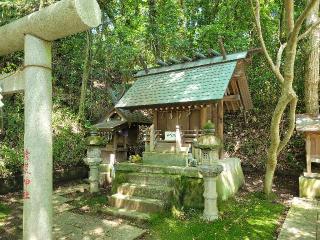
[[78, 30, 93, 122], [304, 0, 320, 115], [39, 0, 45, 10], [251, 0, 320, 195], [148, 0, 161, 60]]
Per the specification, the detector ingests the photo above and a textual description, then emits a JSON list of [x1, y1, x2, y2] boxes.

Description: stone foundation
[[216, 158, 245, 201], [142, 152, 188, 166], [299, 175, 320, 199], [113, 158, 244, 209]]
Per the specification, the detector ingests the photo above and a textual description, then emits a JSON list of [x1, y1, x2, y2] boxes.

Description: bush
[[52, 105, 86, 170], [0, 103, 87, 178]]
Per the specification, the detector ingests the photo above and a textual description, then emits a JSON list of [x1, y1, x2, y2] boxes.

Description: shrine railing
[[143, 126, 214, 153]]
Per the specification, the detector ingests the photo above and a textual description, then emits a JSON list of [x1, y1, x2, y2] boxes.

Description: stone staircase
[[107, 172, 178, 221]]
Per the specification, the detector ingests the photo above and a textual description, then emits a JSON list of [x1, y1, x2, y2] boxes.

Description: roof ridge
[[135, 51, 248, 78]]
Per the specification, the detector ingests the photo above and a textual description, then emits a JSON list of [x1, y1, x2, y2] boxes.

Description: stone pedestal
[[299, 175, 320, 199], [84, 132, 104, 193], [99, 163, 112, 186], [194, 125, 223, 221], [85, 156, 102, 193], [199, 164, 223, 221]]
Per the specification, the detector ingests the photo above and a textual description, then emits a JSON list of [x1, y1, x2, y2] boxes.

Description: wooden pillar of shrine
[[306, 133, 312, 176], [153, 110, 158, 130], [217, 100, 224, 159], [200, 106, 208, 128]]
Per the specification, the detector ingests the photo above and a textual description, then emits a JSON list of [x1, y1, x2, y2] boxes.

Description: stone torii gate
[[0, 0, 101, 239]]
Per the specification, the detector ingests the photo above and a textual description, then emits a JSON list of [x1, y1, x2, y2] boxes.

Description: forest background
[[0, 0, 313, 179]]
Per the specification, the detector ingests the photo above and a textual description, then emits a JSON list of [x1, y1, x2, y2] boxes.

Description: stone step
[[115, 163, 200, 177], [108, 193, 167, 213], [155, 142, 189, 153], [126, 172, 179, 186], [118, 183, 173, 201], [102, 207, 151, 223]]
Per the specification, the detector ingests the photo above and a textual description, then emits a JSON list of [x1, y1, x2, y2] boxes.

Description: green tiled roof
[[116, 59, 239, 109], [117, 109, 152, 124], [135, 51, 248, 77], [92, 107, 151, 131], [93, 120, 126, 130]]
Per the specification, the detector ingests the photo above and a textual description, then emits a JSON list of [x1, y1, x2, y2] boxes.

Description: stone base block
[[299, 175, 320, 199], [217, 158, 245, 201], [113, 158, 245, 210], [182, 158, 245, 208], [142, 152, 188, 166]]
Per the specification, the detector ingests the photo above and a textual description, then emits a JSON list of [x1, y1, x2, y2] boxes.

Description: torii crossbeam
[[0, 0, 101, 239]]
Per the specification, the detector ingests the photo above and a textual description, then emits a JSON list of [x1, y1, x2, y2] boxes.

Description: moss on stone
[[86, 135, 105, 146], [181, 177, 204, 209], [111, 172, 128, 193]]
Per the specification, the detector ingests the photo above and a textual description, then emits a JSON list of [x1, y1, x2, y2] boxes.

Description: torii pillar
[[0, 0, 101, 239]]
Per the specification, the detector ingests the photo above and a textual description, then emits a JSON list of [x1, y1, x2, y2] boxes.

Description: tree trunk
[[148, 0, 161, 60], [264, 93, 297, 195], [304, 0, 320, 115], [39, 0, 45, 10], [252, 0, 320, 196], [78, 30, 93, 122], [264, 35, 299, 196]]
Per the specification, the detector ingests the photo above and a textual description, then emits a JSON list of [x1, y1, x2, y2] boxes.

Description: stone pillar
[[23, 34, 53, 240], [176, 125, 182, 153], [84, 131, 104, 193], [149, 124, 155, 152], [199, 165, 223, 221], [194, 123, 223, 221]]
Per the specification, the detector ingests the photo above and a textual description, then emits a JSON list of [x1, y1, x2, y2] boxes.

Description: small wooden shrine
[[116, 51, 253, 166], [93, 107, 151, 163], [296, 114, 320, 177]]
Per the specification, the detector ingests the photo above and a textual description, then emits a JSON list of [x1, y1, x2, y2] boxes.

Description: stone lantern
[[194, 121, 223, 221], [84, 130, 105, 193]]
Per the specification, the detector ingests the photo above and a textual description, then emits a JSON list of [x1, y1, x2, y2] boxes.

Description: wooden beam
[[230, 79, 241, 109], [217, 100, 224, 159], [113, 133, 118, 154], [223, 94, 240, 102], [211, 103, 218, 130], [306, 133, 312, 176], [0, 70, 24, 95], [200, 106, 208, 128], [153, 110, 158, 130]]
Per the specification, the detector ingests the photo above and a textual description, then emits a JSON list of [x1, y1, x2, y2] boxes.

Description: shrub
[[0, 103, 87, 178]]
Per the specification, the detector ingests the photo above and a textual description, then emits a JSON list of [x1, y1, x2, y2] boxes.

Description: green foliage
[[52, 105, 86, 171], [202, 120, 215, 134], [129, 154, 142, 163], [0, 103, 86, 177], [0, 0, 311, 177], [148, 192, 285, 240], [0, 203, 10, 223]]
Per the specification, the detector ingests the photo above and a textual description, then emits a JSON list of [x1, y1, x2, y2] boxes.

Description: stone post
[[149, 124, 155, 152], [176, 125, 182, 153], [23, 34, 53, 240], [84, 131, 104, 193], [199, 165, 223, 221], [194, 121, 223, 221]]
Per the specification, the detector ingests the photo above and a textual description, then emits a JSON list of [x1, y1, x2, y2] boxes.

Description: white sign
[[165, 131, 176, 141]]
